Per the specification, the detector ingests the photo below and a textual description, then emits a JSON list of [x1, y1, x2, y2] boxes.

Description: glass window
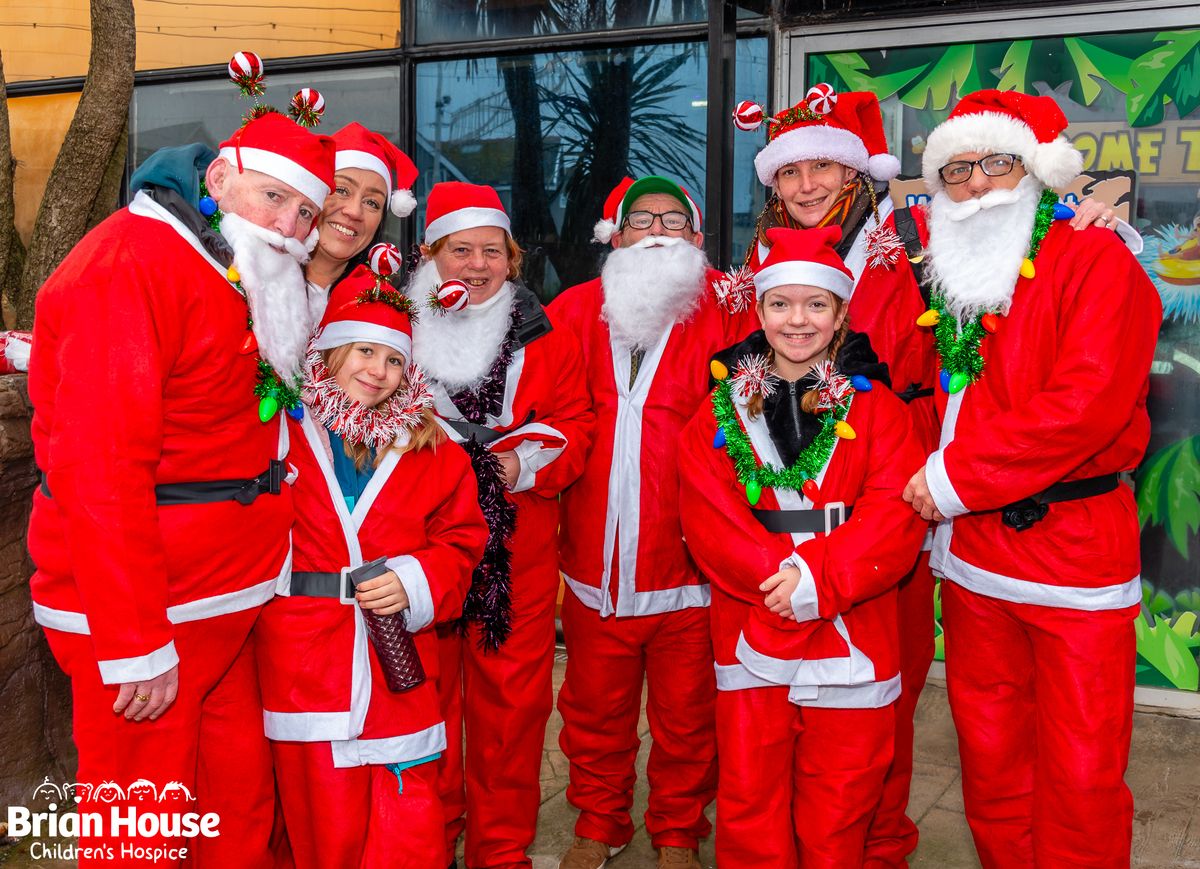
[[128, 65, 402, 244], [416, 42, 709, 299], [805, 28, 1200, 693], [416, 0, 705, 44], [732, 37, 770, 266], [1, 0, 401, 82]]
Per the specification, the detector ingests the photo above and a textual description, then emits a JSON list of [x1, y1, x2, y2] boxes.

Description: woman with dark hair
[[305, 123, 417, 296]]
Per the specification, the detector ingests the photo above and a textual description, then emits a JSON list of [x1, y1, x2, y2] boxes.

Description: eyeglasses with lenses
[[624, 210, 691, 231], [939, 154, 1021, 185]]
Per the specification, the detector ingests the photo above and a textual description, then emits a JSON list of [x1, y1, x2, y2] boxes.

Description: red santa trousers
[[715, 687, 893, 868], [942, 581, 1135, 869], [864, 551, 936, 868], [271, 740, 444, 869], [44, 607, 273, 869], [557, 592, 716, 851], [437, 506, 561, 869]]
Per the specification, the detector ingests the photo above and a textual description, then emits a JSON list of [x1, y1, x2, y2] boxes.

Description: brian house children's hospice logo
[[5, 777, 220, 862]]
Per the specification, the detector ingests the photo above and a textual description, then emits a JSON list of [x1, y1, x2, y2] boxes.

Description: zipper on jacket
[[788, 381, 803, 440]]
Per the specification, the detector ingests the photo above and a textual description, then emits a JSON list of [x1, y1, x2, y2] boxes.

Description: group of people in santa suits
[[28, 60, 1156, 869]]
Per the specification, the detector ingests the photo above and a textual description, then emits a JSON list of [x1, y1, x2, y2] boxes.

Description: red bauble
[[802, 479, 821, 501], [981, 313, 1000, 334], [436, 280, 470, 312], [227, 51, 265, 96], [289, 88, 325, 128], [804, 82, 838, 116], [732, 100, 765, 132], [367, 243, 403, 277]]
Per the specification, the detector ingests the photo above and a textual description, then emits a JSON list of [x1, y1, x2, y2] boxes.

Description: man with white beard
[[902, 90, 1160, 869], [549, 176, 756, 869], [28, 110, 335, 866]]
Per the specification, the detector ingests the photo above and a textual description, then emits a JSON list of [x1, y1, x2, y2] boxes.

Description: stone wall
[[0, 374, 74, 807]]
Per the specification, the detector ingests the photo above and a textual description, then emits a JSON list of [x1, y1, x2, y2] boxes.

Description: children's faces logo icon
[[29, 778, 195, 806]]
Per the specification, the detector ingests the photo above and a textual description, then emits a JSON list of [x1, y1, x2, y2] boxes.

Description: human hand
[[1071, 196, 1117, 231], [114, 665, 179, 722], [902, 467, 945, 522], [761, 567, 802, 620], [494, 450, 520, 489], [355, 569, 410, 616]]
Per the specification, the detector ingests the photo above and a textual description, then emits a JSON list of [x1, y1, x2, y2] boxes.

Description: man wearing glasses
[[548, 175, 757, 869], [902, 90, 1160, 868]]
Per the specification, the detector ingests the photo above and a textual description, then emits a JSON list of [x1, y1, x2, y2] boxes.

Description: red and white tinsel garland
[[865, 223, 904, 271], [810, 359, 854, 412], [302, 344, 434, 450], [731, 353, 780, 400], [713, 266, 756, 314]]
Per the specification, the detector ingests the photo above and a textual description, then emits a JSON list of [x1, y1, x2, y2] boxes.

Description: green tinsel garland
[[711, 378, 850, 494], [931, 188, 1058, 386]]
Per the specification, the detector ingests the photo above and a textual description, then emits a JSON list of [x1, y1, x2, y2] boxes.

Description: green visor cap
[[620, 175, 694, 223]]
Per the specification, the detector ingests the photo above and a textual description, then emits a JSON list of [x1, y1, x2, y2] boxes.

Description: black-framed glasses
[[939, 154, 1021, 185], [623, 210, 692, 231]]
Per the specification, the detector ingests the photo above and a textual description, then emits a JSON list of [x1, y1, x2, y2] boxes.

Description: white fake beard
[[601, 235, 708, 350], [405, 259, 515, 393], [220, 212, 314, 380], [925, 175, 1043, 322]]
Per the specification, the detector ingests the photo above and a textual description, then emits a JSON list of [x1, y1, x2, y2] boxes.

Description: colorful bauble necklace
[[709, 355, 864, 506], [918, 189, 1073, 394], [199, 180, 303, 423]]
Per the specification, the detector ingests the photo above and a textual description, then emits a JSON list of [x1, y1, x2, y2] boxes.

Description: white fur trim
[[304, 226, 320, 253], [756, 125, 869, 186], [593, 218, 618, 244], [922, 112, 1080, 190], [335, 149, 391, 193], [217, 147, 330, 208], [385, 555, 434, 633], [754, 260, 853, 300], [424, 207, 511, 244], [867, 153, 901, 181], [314, 321, 412, 358], [391, 189, 417, 218]]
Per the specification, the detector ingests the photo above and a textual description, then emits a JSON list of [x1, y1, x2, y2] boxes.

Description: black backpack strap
[[510, 280, 553, 348], [892, 206, 930, 308]]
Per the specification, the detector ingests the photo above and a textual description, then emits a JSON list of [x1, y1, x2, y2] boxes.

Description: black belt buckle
[[342, 556, 389, 603], [1002, 498, 1049, 532], [233, 460, 286, 506]]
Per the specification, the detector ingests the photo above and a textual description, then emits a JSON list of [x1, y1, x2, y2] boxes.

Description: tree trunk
[[14, 0, 135, 329], [0, 52, 16, 319]]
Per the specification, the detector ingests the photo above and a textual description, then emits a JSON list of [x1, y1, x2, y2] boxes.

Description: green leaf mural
[[900, 44, 983, 110], [818, 52, 927, 101], [1126, 31, 1200, 126], [1135, 612, 1200, 690], [1136, 435, 1200, 559], [1064, 37, 1134, 104]]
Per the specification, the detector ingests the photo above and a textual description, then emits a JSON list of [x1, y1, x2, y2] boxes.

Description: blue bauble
[[850, 374, 873, 391], [198, 196, 218, 217], [286, 405, 304, 421], [939, 369, 952, 393], [1052, 202, 1076, 221]]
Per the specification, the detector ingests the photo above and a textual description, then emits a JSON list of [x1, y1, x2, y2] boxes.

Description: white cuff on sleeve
[[780, 554, 819, 622], [508, 438, 564, 493], [386, 555, 435, 633], [97, 639, 180, 685], [925, 449, 969, 519], [1113, 218, 1143, 256]]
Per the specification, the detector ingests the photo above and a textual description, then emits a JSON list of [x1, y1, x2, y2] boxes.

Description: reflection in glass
[[416, 0, 705, 44], [416, 43, 709, 297]]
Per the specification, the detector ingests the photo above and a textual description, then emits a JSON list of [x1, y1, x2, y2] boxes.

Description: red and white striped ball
[[805, 83, 837, 116], [732, 100, 765, 132], [291, 88, 325, 116], [227, 51, 264, 84], [367, 243, 403, 277], [436, 280, 469, 312]]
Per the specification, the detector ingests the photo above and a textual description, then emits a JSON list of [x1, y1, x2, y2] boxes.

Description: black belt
[[291, 557, 388, 602], [443, 410, 534, 446], [896, 384, 935, 404], [752, 502, 852, 534], [39, 459, 286, 506], [1001, 473, 1120, 531]]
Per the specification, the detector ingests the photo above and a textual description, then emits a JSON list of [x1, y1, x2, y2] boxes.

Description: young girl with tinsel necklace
[[678, 225, 927, 868], [254, 263, 488, 868]]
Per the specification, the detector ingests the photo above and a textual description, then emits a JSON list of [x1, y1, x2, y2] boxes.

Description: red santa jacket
[[925, 222, 1161, 610], [27, 192, 293, 685], [751, 197, 939, 452], [548, 269, 757, 617], [680, 353, 925, 708], [257, 415, 487, 766], [424, 286, 593, 582]]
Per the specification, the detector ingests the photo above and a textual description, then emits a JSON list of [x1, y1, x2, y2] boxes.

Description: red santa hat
[[313, 264, 413, 360], [921, 89, 1083, 192], [752, 84, 901, 187], [753, 226, 853, 301], [424, 181, 511, 245], [218, 111, 337, 207], [592, 175, 703, 243], [331, 123, 419, 218]]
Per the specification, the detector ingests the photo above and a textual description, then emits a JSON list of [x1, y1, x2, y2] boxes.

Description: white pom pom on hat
[[390, 188, 417, 218]]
